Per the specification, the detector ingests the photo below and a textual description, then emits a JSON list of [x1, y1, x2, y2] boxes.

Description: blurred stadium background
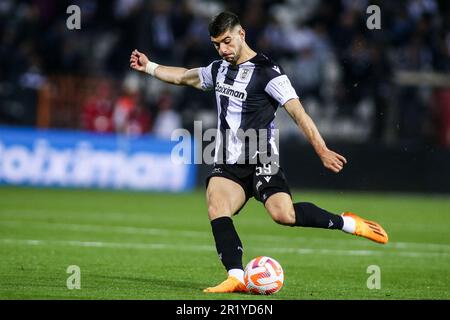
[[0, 0, 449, 299], [1, 0, 449, 192]]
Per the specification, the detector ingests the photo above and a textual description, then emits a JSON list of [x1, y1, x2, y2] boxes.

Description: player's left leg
[[263, 193, 388, 244], [203, 176, 248, 293], [203, 163, 258, 293]]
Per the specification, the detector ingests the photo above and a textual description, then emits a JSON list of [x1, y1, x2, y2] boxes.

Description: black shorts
[[205, 162, 292, 212]]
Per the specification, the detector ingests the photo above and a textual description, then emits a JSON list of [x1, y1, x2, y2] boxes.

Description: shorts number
[[256, 163, 272, 176]]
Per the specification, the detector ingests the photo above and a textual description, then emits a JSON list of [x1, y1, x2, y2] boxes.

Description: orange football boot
[[203, 276, 248, 293], [342, 212, 389, 244]]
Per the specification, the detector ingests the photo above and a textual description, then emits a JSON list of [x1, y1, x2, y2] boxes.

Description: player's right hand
[[129, 49, 149, 72]]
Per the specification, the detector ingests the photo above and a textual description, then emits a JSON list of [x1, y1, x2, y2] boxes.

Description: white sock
[[341, 215, 356, 233], [228, 269, 244, 284]]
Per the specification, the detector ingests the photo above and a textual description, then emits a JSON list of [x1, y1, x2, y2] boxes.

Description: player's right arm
[[129, 49, 202, 89]]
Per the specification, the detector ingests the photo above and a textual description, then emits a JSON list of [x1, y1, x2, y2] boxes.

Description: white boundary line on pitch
[[0, 238, 449, 259], [1, 219, 450, 252]]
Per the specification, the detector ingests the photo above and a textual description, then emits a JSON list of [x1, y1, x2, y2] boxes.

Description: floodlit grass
[[0, 187, 449, 299]]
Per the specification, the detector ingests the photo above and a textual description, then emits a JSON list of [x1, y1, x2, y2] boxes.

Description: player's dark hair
[[208, 11, 241, 37]]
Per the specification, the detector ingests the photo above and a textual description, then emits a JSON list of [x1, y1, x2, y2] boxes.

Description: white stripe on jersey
[[214, 62, 256, 164], [213, 60, 228, 163]]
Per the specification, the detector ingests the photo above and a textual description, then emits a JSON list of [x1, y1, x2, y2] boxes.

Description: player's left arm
[[284, 98, 347, 173]]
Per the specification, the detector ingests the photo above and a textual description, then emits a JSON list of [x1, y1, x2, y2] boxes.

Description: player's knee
[[267, 202, 295, 226], [207, 203, 231, 220], [207, 204, 220, 219], [273, 211, 295, 226]]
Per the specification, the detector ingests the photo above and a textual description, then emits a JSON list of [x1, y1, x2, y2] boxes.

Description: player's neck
[[234, 44, 257, 66]]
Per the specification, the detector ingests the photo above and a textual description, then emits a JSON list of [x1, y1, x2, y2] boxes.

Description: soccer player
[[130, 11, 388, 293]]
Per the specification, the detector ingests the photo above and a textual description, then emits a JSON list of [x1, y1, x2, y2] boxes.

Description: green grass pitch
[[0, 186, 449, 299]]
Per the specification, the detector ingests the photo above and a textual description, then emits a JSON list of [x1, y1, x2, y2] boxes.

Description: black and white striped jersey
[[198, 53, 298, 164]]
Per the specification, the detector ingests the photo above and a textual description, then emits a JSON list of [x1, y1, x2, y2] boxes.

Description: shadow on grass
[[91, 274, 253, 298], [93, 274, 208, 291]]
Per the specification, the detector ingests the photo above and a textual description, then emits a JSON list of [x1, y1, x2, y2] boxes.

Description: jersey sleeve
[[264, 65, 299, 106], [198, 62, 215, 91]]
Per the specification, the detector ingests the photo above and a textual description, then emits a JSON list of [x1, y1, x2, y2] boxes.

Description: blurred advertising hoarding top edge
[[0, 126, 196, 192]]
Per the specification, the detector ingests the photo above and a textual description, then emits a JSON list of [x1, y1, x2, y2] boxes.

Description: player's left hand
[[319, 149, 347, 173]]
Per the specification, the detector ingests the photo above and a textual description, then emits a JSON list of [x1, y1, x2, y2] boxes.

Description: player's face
[[211, 26, 244, 64]]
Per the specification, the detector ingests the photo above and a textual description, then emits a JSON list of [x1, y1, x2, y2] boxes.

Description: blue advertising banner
[[0, 126, 196, 191]]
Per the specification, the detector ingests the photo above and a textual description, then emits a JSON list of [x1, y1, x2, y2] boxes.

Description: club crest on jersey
[[215, 82, 247, 101], [240, 68, 251, 80]]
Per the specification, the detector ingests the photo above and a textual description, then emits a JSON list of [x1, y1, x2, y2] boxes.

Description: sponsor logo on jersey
[[215, 82, 247, 101]]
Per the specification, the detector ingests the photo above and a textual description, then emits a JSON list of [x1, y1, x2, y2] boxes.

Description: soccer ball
[[244, 256, 284, 295]]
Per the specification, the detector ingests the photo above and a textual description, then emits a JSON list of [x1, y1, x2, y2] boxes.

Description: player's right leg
[[253, 163, 388, 244], [341, 212, 389, 244], [203, 176, 248, 293], [263, 194, 388, 244]]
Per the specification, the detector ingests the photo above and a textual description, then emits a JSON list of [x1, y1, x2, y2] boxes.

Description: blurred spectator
[[368, 44, 393, 142], [408, 0, 438, 21], [153, 90, 181, 140], [124, 104, 152, 136], [113, 77, 151, 136], [287, 26, 328, 105], [337, 34, 373, 117], [257, 12, 288, 61], [143, 0, 176, 64], [81, 80, 114, 133]]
